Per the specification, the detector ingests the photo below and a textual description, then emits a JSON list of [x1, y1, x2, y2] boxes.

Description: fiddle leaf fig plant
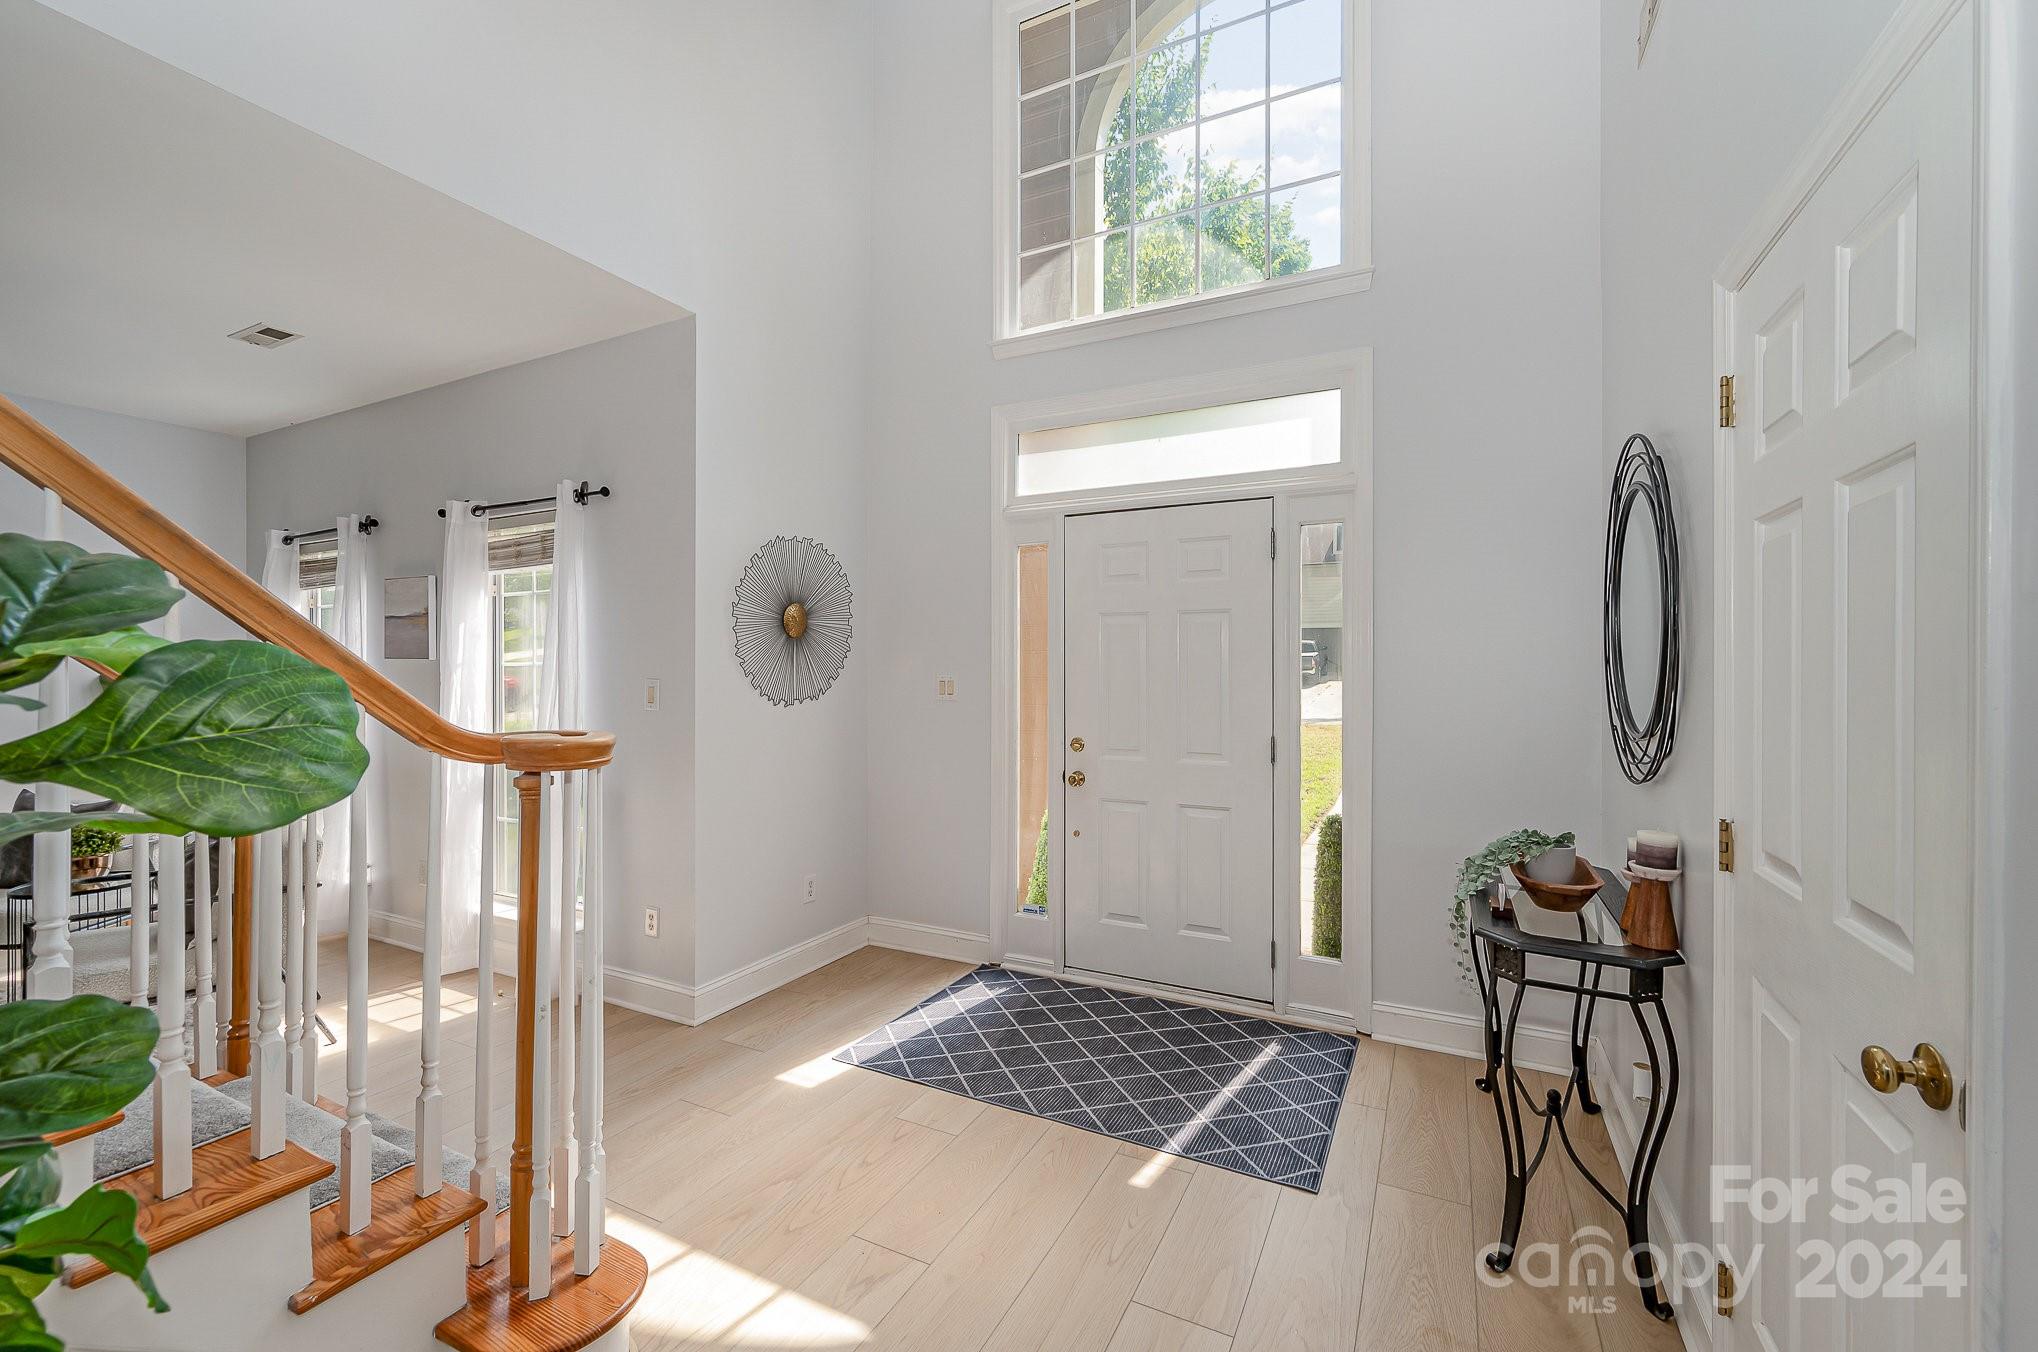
[[0, 532, 371, 1346], [1449, 828, 1577, 983]]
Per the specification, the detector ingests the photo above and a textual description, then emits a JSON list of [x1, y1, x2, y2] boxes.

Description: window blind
[[297, 541, 339, 589], [487, 508, 555, 571]]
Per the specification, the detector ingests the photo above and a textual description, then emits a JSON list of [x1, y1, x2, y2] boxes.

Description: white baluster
[[128, 838, 151, 1008], [573, 768, 605, 1277], [468, 764, 500, 1266], [193, 837, 217, 1079], [415, 764, 446, 1196], [283, 819, 305, 1096], [214, 836, 235, 1071], [301, 822, 321, 1104], [339, 785, 372, 1233], [251, 830, 286, 1158], [27, 491, 72, 1000], [153, 833, 192, 1197], [551, 771, 578, 1239], [526, 772, 557, 1301]]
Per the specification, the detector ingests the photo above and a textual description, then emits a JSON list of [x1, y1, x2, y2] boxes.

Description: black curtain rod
[[282, 515, 378, 546], [436, 480, 612, 518]]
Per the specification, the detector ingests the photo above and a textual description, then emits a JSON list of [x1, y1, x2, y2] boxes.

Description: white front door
[[1723, 6, 1972, 1344], [1063, 499, 1275, 1002]]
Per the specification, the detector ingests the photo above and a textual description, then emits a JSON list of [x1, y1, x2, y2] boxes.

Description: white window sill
[[994, 264, 1374, 359]]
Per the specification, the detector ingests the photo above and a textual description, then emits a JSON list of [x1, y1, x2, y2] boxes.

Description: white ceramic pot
[[1522, 844, 1576, 883]]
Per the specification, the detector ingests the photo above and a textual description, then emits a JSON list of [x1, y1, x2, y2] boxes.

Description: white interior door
[[1063, 499, 1275, 1002], [1724, 8, 1972, 1345]]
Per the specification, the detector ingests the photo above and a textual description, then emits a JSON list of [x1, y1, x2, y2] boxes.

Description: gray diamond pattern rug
[[835, 966, 1357, 1191]]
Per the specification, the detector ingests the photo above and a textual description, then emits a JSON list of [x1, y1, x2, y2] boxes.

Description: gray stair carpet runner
[[93, 1078, 509, 1213]]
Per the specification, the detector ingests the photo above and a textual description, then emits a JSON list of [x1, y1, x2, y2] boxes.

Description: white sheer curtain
[[318, 517, 376, 925], [259, 530, 301, 612], [538, 482, 588, 927], [437, 503, 492, 971]]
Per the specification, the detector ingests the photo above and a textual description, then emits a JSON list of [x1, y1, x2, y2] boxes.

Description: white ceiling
[[0, 5, 686, 438]]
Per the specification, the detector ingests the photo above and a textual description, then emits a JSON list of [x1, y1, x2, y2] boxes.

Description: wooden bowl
[[1509, 855, 1602, 913]]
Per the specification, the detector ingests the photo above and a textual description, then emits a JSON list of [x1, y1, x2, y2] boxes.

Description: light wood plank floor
[[315, 940, 1687, 1352]]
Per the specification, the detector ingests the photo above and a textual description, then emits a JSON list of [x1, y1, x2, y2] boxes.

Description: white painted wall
[[41, 0, 880, 990], [863, 0, 1605, 1023], [244, 324, 696, 984], [1596, 0, 1906, 1322]]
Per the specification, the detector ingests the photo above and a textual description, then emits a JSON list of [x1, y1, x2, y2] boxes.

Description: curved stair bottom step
[[436, 1235, 648, 1352]]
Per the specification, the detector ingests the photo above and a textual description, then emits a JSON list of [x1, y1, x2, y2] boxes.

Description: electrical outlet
[[936, 676, 956, 700], [643, 907, 660, 937], [804, 874, 817, 905], [643, 678, 661, 710]]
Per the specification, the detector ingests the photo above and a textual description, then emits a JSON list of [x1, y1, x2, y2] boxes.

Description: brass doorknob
[[1860, 1042, 1954, 1111], [1065, 770, 1086, 787]]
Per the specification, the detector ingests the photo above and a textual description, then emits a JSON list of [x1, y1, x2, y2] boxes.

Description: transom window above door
[[1000, 0, 1366, 347]]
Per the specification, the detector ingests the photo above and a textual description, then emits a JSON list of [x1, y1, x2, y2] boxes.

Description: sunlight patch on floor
[[606, 1212, 868, 1351]]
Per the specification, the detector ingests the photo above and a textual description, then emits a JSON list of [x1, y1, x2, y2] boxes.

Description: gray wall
[[244, 321, 696, 985], [1597, 0, 1905, 1328], [862, 0, 1608, 1027]]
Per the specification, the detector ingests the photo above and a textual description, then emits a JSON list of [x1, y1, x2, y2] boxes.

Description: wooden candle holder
[[1619, 865, 1680, 952]]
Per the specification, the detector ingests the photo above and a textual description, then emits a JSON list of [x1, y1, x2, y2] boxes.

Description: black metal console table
[[1469, 870, 1683, 1321]]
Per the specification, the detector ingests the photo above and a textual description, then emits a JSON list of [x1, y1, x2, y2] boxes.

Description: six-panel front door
[[1063, 499, 1275, 1002]]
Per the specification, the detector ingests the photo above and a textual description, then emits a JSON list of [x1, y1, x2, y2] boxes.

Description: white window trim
[[989, 0, 1373, 355], [987, 349, 1374, 1028]]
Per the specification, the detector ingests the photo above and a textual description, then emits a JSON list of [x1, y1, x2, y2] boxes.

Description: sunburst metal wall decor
[[732, 536, 853, 706]]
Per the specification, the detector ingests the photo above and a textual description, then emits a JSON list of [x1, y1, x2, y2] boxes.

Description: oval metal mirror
[[1603, 433, 1680, 783]]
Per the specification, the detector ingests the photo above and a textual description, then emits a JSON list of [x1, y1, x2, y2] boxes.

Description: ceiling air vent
[[227, 323, 302, 348]]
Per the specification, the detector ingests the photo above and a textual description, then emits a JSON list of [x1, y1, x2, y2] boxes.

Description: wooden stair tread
[[289, 1165, 485, 1314], [434, 1235, 647, 1352], [44, 1110, 124, 1148], [67, 1129, 332, 1288]]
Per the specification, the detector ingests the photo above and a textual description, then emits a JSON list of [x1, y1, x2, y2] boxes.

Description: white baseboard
[[367, 908, 424, 951], [1588, 1037, 1713, 1352], [866, 916, 993, 964], [602, 963, 697, 1024], [599, 915, 989, 1027], [693, 917, 871, 1024], [1369, 999, 1575, 1075]]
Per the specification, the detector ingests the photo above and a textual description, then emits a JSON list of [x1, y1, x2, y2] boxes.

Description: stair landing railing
[[1, 392, 607, 1297]]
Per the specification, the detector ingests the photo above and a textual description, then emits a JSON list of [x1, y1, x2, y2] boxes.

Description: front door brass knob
[[1860, 1042, 1954, 1111], [1069, 736, 1085, 753], [1065, 770, 1086, 787]]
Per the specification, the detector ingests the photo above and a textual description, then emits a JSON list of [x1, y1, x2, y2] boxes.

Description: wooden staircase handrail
[[0, 394, 610, 771]]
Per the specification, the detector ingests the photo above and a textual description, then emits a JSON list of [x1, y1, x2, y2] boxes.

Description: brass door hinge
[[1718, 818, 1736, 873], [1719, 374, 1736, 428], [1717, 1259, 1737, 1317]]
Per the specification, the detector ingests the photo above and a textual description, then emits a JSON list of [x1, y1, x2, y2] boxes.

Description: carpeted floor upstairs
[[93, 1077, 510, 1213]]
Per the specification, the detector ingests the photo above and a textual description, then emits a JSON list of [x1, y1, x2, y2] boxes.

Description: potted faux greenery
[[0, 532, 368, 1347], [67, 825, 120, 881], [1449, 828, 1577, 981]]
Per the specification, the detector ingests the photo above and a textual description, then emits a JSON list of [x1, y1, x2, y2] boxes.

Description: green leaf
[[0, 640, 367, 836], [3, 1186, 166, 1312], [0, 536, 182, 655], [0, 1154, 56, 1228], [0, 998, 156, 1142], [17, 627, 168, 677], [0, 657, 58, 697], [0, 1279, 60, 1351], [0, 814, 184, 852]]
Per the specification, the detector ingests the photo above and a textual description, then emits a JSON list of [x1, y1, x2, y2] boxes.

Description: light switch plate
[[644, 678, 661, 710]]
